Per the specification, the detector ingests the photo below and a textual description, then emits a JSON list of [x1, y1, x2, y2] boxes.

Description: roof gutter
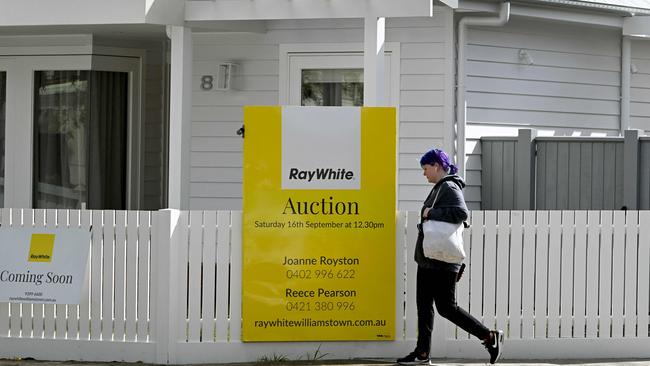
[[456, 2, 510, 178], [527, 0, 650, 16]]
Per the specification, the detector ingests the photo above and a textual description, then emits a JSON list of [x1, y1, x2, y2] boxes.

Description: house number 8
[[200, 75, 214, 91]]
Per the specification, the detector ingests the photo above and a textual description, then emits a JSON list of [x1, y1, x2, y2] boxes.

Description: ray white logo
[[288, 168, 354, 182], [282, 107, 360, 190]]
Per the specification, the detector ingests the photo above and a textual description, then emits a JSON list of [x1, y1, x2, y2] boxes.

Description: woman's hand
[[422, 207, 431, 218]]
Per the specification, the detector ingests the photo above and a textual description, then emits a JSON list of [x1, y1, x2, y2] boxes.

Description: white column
[[364, 16, 385, 106], [168, 26, 192, 209]]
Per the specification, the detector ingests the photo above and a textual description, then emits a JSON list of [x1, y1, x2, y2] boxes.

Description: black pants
[[416, 265, 490, 354]]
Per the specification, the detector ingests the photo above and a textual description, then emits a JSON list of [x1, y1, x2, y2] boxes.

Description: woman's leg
[[432, 268, 490, 340], [415, 266, 436, 355]]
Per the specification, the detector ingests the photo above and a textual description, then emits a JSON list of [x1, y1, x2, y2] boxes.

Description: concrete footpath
[[1, 359, 650, 366]]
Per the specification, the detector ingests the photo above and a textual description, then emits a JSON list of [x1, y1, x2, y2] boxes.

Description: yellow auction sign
[[242, 106, 396, 341]]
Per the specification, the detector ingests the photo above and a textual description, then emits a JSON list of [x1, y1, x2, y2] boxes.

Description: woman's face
[[422, 163, 443, 184]]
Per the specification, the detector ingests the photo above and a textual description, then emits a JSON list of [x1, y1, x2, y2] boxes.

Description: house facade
[[0, 0, 649, 213]]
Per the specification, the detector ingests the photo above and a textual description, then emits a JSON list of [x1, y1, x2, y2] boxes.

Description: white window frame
[[0, 54, 143, 209], [279, 43, 400, 107]]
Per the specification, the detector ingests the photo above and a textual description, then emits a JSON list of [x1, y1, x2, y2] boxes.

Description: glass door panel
[[33, 70, 128, 209], [301, 69, 363, 106]]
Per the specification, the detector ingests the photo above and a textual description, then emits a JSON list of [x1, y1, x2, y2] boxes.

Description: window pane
[[0, 72, 5, 206], [33, 70, 128, 209], [301, 69, 363, 106], [33, 70, 89, 208]]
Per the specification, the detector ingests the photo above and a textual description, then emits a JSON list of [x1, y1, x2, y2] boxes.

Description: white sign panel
[[281, 106, 360, 190], [0, 228, 91, 304]]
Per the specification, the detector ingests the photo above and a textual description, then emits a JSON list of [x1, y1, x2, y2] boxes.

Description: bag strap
[[430, 184, 443, 207], [421, 185, 442, 224]]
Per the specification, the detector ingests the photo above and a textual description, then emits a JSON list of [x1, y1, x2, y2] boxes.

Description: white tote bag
[[421, 186, 466, 264]]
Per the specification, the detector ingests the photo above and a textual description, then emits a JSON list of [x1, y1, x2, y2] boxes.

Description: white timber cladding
[[190, 7, 452, 211], [464, 16, 629, 209], [631, 39, 650, 134]]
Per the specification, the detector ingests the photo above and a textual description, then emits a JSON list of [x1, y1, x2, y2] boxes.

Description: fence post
[[623, 129, 640, 210], [152, 209, 178, 364], [516, 129, 536, 210]]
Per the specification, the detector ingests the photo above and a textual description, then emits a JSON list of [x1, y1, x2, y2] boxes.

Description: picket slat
[[201, 211, 216, 342], [137, 211, 150, 341], [176, 212, 190, 341], [521, 211, 535, 338], [395, 212, 408, 340], [455, 216, 471, 339], [10, 209, 22, 337], [508, 211, 523, 339], [114, 211, 127, 341], [215, 211, 230, 341], [573, 211, 587, 338], [188, 211, 203, 342], [229, 211, 243, 341], [79, 210, 91, 340], [547, 211, 561, 338], [560, 211, 574, 338], [22, 209, 34, 338], [483, 212, 497, 329], [67, 210, 81, 339], [469, 211, 484, 325], [534, 211, 549, 338], [33, 209, 46, 339], [599, 211, 614, 337], [55, 209, 68, 339], [125, 211, 138, 341], [102, 211, 115, 341], [495, 211, 509, 333], [611, 211, 626, 337], [405, 211, 419, 340], [624, 211, 639, 337], [44, 210, 56, 339], [0, 209, 8, 337], [638, 211, 650, 338], [90, 211, 103, 340], [586, 211, 600, 337]]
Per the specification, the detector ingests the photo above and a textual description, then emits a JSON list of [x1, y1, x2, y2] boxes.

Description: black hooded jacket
[[414, 175, 468, 271]]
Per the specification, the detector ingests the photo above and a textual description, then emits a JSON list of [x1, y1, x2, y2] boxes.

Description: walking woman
[[397, 148, 504, 365]]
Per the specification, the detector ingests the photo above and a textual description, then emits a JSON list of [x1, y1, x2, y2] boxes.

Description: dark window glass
[[33, 70, 128, 209], [301, 69, 363, 106]]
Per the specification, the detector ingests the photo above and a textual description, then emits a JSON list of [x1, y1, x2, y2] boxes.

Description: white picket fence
[[1, 209, 650, 363]]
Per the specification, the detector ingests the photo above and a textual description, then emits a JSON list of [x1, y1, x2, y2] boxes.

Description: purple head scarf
[[419, 148, 458, 175]]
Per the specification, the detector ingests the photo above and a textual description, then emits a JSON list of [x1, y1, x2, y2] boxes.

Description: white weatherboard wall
[[464, 16, 630, 209], [190, 7, 453, 211], [631, 39, 650, 134]]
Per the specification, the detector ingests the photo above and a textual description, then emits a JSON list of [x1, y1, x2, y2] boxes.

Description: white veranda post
[[168, 26, 193, 209], [364, 15, 386, 106]]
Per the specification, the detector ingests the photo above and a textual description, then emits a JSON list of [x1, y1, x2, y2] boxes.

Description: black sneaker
[[483, 330, 504, 364], [397, 350, 429, 365]]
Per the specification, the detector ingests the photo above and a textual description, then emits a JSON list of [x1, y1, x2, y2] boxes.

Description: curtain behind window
[[33, 70, 127, 209], [88, 71, 127, 209], [0, 72, 5, 206]]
